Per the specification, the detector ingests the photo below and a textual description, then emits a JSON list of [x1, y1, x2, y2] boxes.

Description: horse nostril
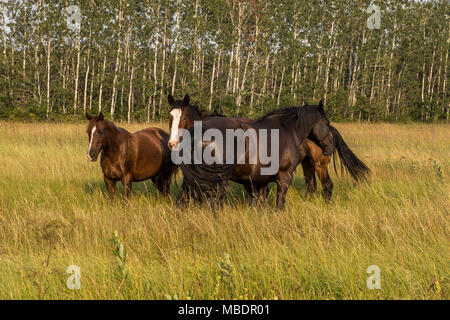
[[168, 141, 177, 150]]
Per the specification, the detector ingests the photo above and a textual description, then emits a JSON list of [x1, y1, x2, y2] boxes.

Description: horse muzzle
[[87, 151, 99, 162], [168, 140, 179, 150], [322, 145, 335, 157]]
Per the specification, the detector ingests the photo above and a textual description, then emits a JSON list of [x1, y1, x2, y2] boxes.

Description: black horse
[[168, 95, 370, 207], [177, 102, 338, 209]]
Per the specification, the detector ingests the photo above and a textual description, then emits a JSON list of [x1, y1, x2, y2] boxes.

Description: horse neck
[[188, 105, 204, 121], [294, 110, 321, 145], [102, 121, 122, 153], [185, 105, 204, 129], [268, 113, 298, 128]]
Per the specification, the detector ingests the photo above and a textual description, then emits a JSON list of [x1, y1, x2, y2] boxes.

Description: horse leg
[[255, 183, 269, 206], [243, 182, 266, 206], [122, 174, 133, 199], [259, 184, 269, 198], [104, 176, 116, 199], [306, 139, 332, 202], [152, 174, 170, 196], [243, 182, 254, 200], [314, 156, 333, 202], [177, 180, 196, 204], [176, 185, 188, 204], [276, 171, 293, 210], [301, 158, 317, 195]]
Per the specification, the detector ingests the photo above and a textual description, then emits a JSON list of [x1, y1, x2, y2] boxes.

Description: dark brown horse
[[172, 101, 339, 209], [85, 112, 177, 198], [167, 93, 225, 149], [167, 94, 368, 205]]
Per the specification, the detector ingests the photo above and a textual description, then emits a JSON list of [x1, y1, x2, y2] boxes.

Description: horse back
[[129, 128, 170, 181]]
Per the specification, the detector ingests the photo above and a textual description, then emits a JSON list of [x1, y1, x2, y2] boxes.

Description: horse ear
[[183, 94, 190, 106], [168, 93, 175, 106], [98, 112, 104, 120], [318, 100, 325, 114], [86, 113, 93, 120]]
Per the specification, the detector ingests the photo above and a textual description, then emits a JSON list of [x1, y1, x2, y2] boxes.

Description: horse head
[[85, 112, 106, 161]]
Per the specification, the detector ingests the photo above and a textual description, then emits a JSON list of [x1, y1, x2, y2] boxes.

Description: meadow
[[0, 121, 448, 299]]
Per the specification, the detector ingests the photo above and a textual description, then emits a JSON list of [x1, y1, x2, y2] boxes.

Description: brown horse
[[167, 94, 344, 203], [167, 94, 225, 149], [85, 112, 177, 198]]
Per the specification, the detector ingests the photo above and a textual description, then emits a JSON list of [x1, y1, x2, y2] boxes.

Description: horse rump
[[152, 162, 178, 195]]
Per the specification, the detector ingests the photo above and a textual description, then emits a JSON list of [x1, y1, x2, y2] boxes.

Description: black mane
[[188, 104, 226, 119], [258, 104, 327, 123], [257, 106, 300, 122], [187, 104, 203, 117], [257, 104, 329, 145]]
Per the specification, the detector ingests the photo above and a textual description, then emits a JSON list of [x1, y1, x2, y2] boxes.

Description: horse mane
[[188, 104, 226, 119], [187, 104, 203, 117], [104, 118, 117, 128], [258, 105, 326, 123], [257, 104, 328, 144], [257, 106, 299, 122], [88, 115, 117, 131], [98, 118, 121, 134]]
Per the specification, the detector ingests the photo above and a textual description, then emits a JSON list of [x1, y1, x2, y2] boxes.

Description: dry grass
[[0, 121, 448, 299]]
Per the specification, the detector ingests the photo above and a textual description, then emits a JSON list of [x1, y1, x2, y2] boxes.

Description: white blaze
[[88, 126, 97, 155], [169, 108, 182, 146]]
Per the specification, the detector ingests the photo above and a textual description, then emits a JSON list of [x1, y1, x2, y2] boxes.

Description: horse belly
[[132, 135, 164, 182], [232, 164, 276, 184], [232, 164, 255, 180]]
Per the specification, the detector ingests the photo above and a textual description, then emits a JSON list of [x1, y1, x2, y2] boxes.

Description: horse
[[85, 112, 177, 199], [172, 101, 339, 209], [167, 93, 224, 149], [167, 94, 369, 205]]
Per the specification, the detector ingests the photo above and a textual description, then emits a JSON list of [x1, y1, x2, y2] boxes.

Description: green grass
[[0, 121, 448, 299]]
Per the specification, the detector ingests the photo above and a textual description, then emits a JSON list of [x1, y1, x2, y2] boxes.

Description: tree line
[[0, 0, 448, 122]]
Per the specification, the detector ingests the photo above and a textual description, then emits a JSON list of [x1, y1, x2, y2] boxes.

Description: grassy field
[[0, 121, 448, 300]]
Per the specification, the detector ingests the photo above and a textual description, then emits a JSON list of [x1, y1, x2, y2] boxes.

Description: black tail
[[330, 126, 370, 181], [152, 131, 179, 195], [177, 127, 236, 205], [152, 160, 178, 196], [179, 162, 235, 203]]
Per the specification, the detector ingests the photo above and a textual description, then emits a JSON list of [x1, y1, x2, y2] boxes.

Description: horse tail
[[179, 162, 235, 203], [165, 161, 179, 186], [178, 127, 236, 205], [152, 130, 180, 195], [330, 126, 370, 181]]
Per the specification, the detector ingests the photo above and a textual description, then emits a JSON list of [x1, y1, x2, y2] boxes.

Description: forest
[[0, 0, 448, 122]]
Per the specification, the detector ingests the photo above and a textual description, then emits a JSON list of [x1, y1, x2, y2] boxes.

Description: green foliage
[[109, 230, 129, 280], [0, 0, 448, 122]]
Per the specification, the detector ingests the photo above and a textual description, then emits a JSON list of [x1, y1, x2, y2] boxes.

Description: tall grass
[[0, 121, 448, 299]]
